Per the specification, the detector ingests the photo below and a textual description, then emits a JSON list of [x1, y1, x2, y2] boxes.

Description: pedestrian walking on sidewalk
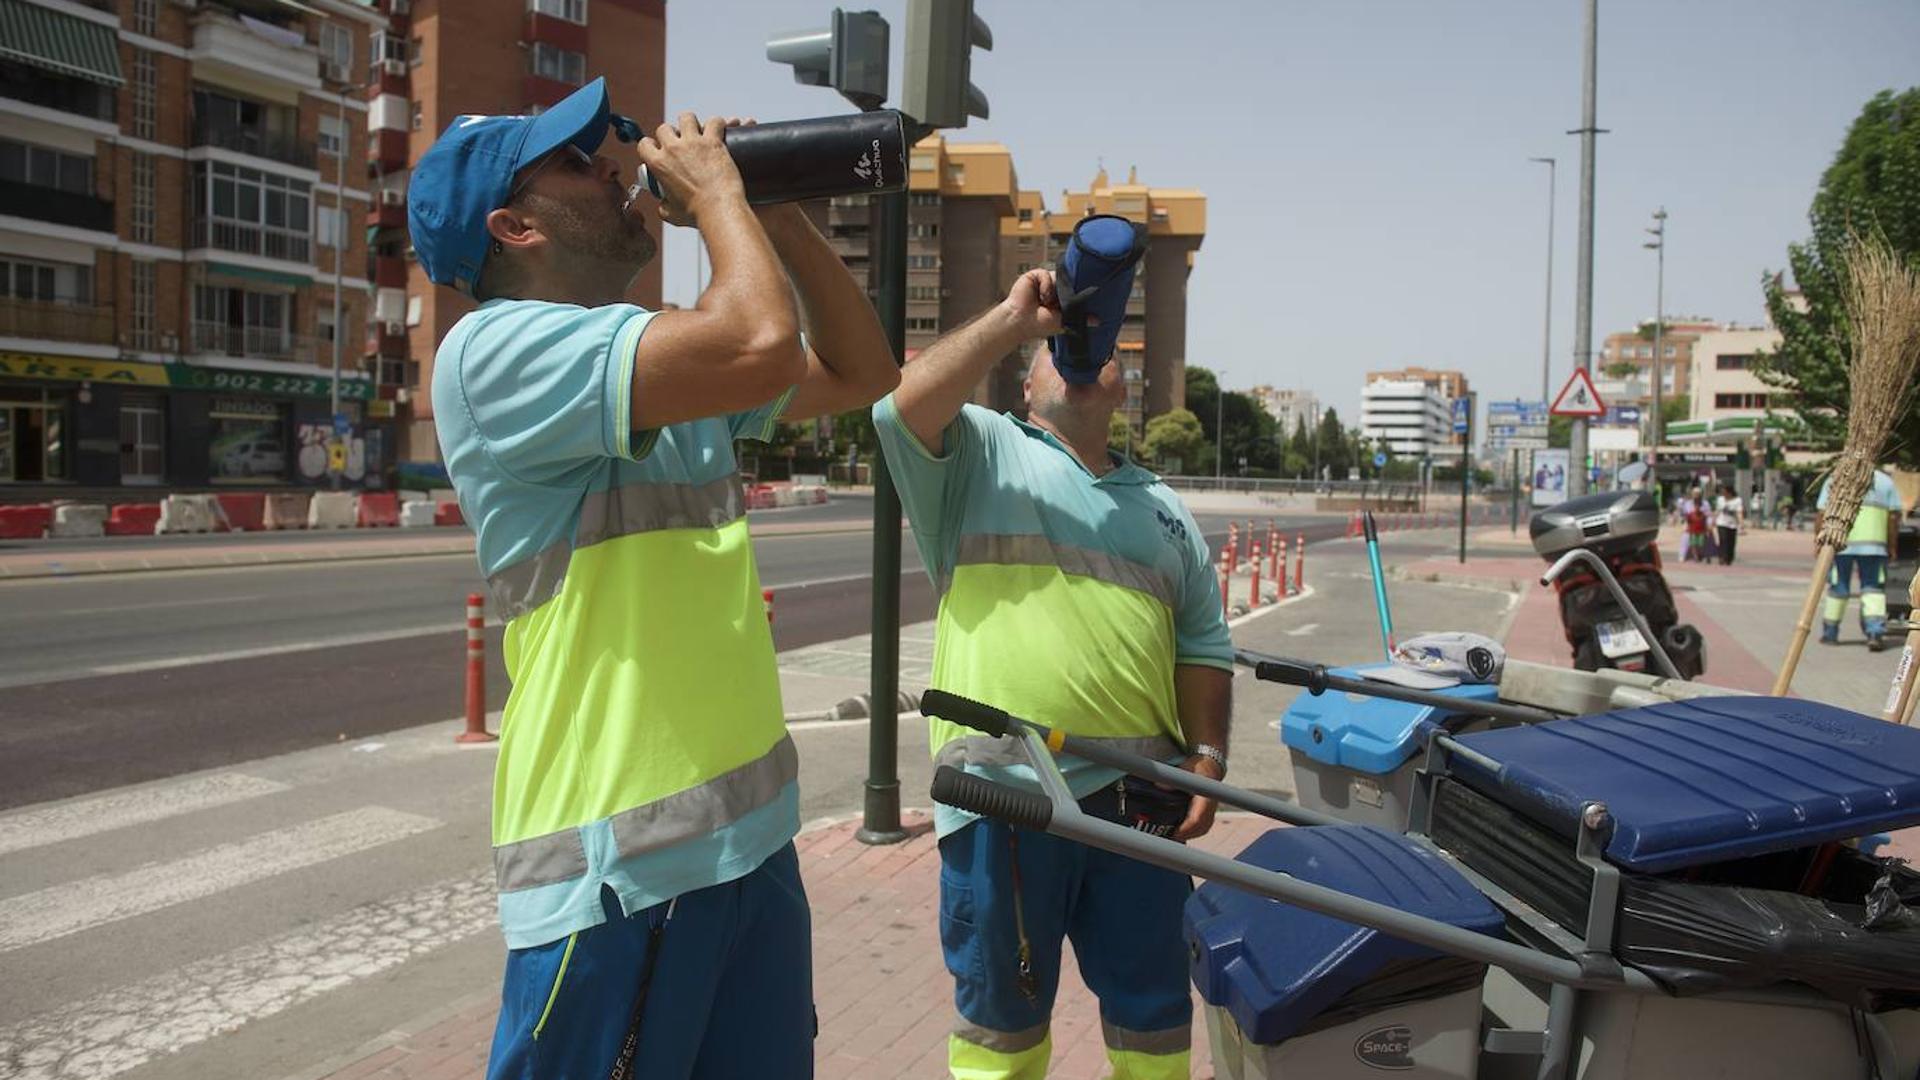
[[410, 79, 895, 1079], [1681, 487, 1710, 562], [1817, 466, 1906, 651], [1714, 484, 1745, 565], [874, 257, 1234, 1080]]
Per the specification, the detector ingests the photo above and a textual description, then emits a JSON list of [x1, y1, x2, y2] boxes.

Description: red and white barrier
[[215, 493, 266, 532], [264, 493, 310, 530], [355, 492, 400, 528], [0, 503, 52, 539], [434, 501, 465, 527], [52, 503, 106, 538], [105, 503, 161, 536], [307, 492, 356, 529]]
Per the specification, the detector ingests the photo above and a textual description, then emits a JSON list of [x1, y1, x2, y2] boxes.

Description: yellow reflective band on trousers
[[926, 560, 1182, 764], [949, 1030, 1052, 1080], [1105, 1047, 1190, 1080], [491, 514, 785, 848], [1102, 1019, 1191, 1080]]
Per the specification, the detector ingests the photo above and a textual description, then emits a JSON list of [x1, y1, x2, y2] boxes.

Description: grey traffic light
[[765, 9, 889, 112], [902, 0, 991, 129]]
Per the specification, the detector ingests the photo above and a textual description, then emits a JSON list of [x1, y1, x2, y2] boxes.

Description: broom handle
[[1773, 545, 1837, 696], [1893, 573, 1920, 725]]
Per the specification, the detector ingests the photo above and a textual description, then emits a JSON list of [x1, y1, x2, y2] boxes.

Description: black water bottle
[[632, 110, 907, 206]]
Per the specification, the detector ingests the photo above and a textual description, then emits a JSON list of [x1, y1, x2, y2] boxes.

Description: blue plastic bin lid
[[1447, 695, 1920, 873], [1281, 665, 1502, 774], [1183, 824, 1505, 1046]]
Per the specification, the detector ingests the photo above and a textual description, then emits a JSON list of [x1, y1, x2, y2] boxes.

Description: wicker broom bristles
[[1775, 233, 1920, 696]]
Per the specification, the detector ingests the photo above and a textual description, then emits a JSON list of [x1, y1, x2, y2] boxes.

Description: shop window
[[0, 387, 69, 482], [208, 397, 289, 482]]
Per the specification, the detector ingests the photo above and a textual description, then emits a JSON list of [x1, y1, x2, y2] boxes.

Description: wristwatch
[[1191, 742, 1228, 778]]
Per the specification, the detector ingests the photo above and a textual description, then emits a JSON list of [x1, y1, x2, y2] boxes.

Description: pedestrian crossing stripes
[[0, 868, 494, 1080], [0, 806, 441, 953], [0, 772, 288, 858]]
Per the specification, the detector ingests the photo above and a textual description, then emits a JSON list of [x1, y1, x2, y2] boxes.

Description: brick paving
[[301, 813, 1274, 1080]]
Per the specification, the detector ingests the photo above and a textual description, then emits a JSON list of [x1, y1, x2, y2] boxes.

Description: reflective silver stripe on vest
[[946, 533, 1176, 609], [485, 474, 745, 618], [934, 733, 1185, 771], [493, 733, 797, 893], [953, 1015, 1050, 1054], [1101, 1019, 1190, 1056]]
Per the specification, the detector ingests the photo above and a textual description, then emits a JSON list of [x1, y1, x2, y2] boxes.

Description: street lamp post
[[1568, 0, 1603, 496], [1528, 157, 1556, 403], [1214, 385, 1224, 480], [1643, 208, 1667, 477]]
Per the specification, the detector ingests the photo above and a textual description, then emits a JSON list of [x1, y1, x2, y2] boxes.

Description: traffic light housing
[[902, 0, 991, 129], [766, 8, 890, 112]]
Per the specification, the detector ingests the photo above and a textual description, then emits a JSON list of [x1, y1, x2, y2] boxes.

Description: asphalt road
[[0, 494, 1341, 808]]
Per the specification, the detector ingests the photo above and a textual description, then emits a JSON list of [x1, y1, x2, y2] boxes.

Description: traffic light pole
[[857, 187, 910, 846], [1458, 401, 1471, 564]]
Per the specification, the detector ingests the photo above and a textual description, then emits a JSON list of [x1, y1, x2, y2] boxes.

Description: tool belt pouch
[[1077, 776, 1190, 839]]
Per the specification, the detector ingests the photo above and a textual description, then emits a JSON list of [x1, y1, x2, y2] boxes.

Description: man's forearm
[[1173, 665, 1232, 755], [697, 194, 798, 347], [893, 304, 1027, 452], [761, 209, 891, 385]]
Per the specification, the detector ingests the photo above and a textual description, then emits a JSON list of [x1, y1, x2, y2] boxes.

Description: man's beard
[[526, 191, 656, 280]]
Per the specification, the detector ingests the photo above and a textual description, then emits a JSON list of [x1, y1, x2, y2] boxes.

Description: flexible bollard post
[[1277, 537, 1290, 597], [1219, 548, 1231, 618], [763, 588, 774, 624], [459, 592, 497, 744], [1294, 533, 1306, 594], [1250, 541, 1263, 608], [1267, 521, 1280, 583]]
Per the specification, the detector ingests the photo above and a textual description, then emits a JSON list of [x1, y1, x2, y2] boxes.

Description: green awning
[[0, 0, 125, 87], [206, 260, 312, 287]]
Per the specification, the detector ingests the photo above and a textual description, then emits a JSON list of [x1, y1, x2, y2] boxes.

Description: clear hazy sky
[[646, 0, 1920, 423]]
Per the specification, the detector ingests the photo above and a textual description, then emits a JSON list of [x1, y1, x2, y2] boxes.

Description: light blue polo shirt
[[1818, 471, 1905, 557], [872, 397, 1234, 837], [433, 298, 799, 949]]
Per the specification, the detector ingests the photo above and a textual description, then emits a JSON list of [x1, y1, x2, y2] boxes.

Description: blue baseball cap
[[408, 77, 618, 297]]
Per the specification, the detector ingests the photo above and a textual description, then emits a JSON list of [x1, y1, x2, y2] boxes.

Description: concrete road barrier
[[157, 494, 221, 534], [51, 503, 107, 538], [307, 491, 357, 529], [214, 493, 266, 531], [105, 503, 162, 536], [399, 500, 437, 527], [434, 501, 464, 527], [0, 503, 53, 539], [356, 492, 400, 528], [263, 493, 310, 530]]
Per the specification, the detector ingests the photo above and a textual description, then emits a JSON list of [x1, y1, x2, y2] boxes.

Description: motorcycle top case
[[1446, 694, 1920, 873], [1530, 490, 1661, 559]]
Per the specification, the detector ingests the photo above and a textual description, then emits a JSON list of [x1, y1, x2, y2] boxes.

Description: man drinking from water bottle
[[409, 77, 895, 1078]]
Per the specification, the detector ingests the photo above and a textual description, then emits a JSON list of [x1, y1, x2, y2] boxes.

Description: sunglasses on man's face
[[507, 145, 596, 203]]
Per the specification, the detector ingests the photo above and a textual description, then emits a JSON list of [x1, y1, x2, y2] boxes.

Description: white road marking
[[0, 773, 288, 858], [0, 868, 494, 1080], [0, 807, 440, 952], [85, 624, 468, 676], [1284, 623, 1321, 637]]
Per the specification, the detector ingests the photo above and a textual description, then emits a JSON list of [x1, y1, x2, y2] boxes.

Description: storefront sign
[[0, 352, 171, 386], [0, 351, 374, 401]]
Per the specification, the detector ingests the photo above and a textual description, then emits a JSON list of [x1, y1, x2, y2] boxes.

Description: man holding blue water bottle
[[875, 215, 1235, 1080]]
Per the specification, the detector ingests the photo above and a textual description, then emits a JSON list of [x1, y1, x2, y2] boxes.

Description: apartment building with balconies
[[373, 0, 665, 466], [0, 0, 387, 492]]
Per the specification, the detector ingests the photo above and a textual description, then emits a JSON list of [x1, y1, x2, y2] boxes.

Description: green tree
[[1142, 408, 1205, 470], [1758, 87, 1920, 465], [1662, 394, 1690, 428], [1109, 412, 1133, 453], [1316, 407, 1351, 478]]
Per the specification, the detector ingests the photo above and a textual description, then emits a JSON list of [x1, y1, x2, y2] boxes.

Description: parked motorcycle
[[1531, 491, 1706, 678]]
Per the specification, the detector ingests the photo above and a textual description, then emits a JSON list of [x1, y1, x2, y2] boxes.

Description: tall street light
[[1643, 208, 1667, 479], [1567, 0, 1604, 496], [1528, 157, 1556, 403]]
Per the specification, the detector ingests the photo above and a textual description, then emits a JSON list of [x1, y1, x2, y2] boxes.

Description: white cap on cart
[[1361, 632, 1506, 691]]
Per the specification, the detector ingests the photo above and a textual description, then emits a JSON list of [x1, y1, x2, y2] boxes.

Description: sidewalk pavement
[[0, 514, 880, 580], [289, 813, 1278, 1080]]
